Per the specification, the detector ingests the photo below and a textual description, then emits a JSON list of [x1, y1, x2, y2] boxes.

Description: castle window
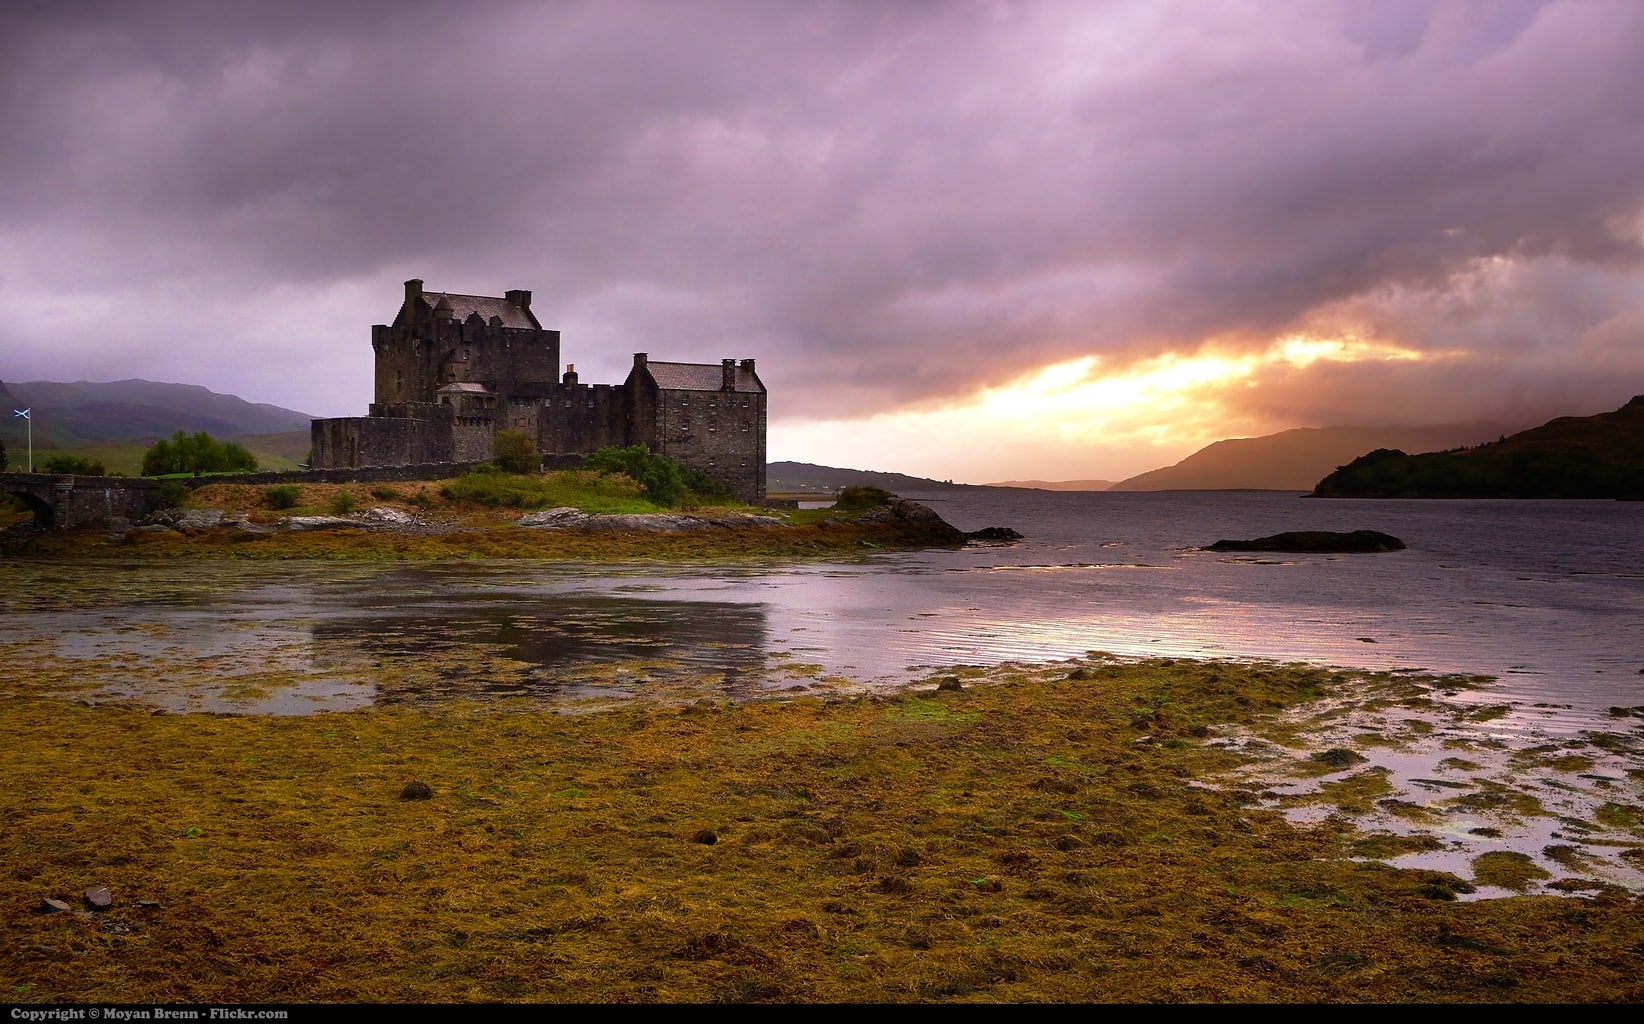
[[564, 400, 571, 408]]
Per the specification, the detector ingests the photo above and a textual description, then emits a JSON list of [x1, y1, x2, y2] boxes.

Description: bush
[[491, 429, 539, 474], [265, 484, 302, 510], [680, 465, 738, 504], [41, 455, 106, 476], [142, 431, 258, 476], [370, 485, 401, 501], [330, 489, 358, 515], [834, 485, 895, 511], [156, 480, 191, 509], [584, 445, 686, 507], [0, 438, 7, 471]]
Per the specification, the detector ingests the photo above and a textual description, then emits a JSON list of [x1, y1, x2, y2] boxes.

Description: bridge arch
[[3, 486, 56, 528]]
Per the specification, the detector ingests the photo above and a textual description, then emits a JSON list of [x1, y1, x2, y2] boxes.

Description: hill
[[0, 379, 313, 449], [1313, 397, 1644, 498], [0, 379, 315, 473], [985, 478, 1113, 491], [1109, 422, 1526, 491], [768, 461, 970, 495]]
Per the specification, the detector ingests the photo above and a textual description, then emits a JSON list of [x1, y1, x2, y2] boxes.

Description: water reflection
[[311, 595, 776, 706]]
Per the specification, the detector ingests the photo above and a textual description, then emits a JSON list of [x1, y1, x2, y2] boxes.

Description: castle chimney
[[739, 358, 756, 375], [633, 352, 648, 369], [505, 289, 532, 310], [722, 358, 735, 391], [563, 363, 579, 385], [405, 279, 424, 316]]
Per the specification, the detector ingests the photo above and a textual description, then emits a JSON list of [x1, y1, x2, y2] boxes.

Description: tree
[[141, 431, 258, 476], [584, 445, 686, 507], [0, 437, 7, 472], [41, 454, 106, 476], [491, 429, 539, 474]]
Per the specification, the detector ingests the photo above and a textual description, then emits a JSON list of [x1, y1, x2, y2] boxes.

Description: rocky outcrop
[[1205, 530, 1405, 553], [517, 508, 784, 532]]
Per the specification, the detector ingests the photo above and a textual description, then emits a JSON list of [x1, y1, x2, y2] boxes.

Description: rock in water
[[1205, 530, 1405, 553]]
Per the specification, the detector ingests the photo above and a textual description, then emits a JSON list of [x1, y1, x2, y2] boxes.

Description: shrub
[[370, 485, 402, 501], [491, 429, 539, 474], [0, 438, 8, 471], [156, 480, 191, 509], [834, 485, 895, 511], [407, 487, 436, 510], [265, 484, 302, 510], [680, 465, 738, 504], [141, 430, 258, 476], [41, 455, 106, 476], [584, 445, 686, 507], [330, 489, 358, 514]]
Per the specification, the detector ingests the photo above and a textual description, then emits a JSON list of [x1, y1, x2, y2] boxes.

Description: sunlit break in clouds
[[3, 0, 1644, 481], [772, 332, 1453, 482]]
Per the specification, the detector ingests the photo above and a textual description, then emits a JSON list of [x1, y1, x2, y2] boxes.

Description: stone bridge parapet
[[0, 473, 164, 529]]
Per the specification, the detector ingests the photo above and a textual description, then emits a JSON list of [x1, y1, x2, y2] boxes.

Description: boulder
[[282, 516, 365, 532], [518, 507, 589, 528], [361, 506, 422, 527], [145, 508, 223, 531]]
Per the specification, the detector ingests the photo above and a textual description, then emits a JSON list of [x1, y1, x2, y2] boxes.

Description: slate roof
[[436, 382, 497, 395], [642, 361, 764, 393], [400, 290, 539, 330]]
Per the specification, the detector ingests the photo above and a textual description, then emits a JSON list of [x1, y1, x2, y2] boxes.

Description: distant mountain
[[1109, 422, 1527, 491], [0, 379, 314, 449], [986, 479, 1113, 491], [1314, 397, 1644, 498], [768, 461, 970, 494]]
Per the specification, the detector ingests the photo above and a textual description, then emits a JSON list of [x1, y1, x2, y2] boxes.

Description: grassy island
[[3, 471, 968, 561]]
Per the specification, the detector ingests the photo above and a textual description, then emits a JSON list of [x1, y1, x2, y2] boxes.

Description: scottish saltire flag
[[11, 408, 27, 419]]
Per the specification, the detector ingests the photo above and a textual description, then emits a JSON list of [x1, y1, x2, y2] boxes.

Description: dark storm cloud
[[2, 0, 1642, 426]]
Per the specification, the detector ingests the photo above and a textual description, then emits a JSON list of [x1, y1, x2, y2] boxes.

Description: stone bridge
[[0, 473, 164, 529]]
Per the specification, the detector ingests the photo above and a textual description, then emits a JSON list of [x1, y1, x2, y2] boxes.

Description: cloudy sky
[[3, 0, 1642, 482]]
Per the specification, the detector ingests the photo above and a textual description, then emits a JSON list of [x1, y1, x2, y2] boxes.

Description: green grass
[[439, 467, 675, 513]]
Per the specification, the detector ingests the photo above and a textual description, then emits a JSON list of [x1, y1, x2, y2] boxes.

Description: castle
[[311, 280, 767, 502]]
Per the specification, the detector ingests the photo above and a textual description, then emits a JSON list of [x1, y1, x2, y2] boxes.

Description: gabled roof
[[642, 361, 764, 393], [398, 290, 540, 330], [436, 382, 497, 395]]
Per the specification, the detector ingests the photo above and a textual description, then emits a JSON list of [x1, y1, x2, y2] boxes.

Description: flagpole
[[10, 408, 29, 472]]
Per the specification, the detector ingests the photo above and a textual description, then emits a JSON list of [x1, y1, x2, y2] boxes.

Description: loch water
[[10, 488, 1641, 895], [5, 489, 1640, 730]]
